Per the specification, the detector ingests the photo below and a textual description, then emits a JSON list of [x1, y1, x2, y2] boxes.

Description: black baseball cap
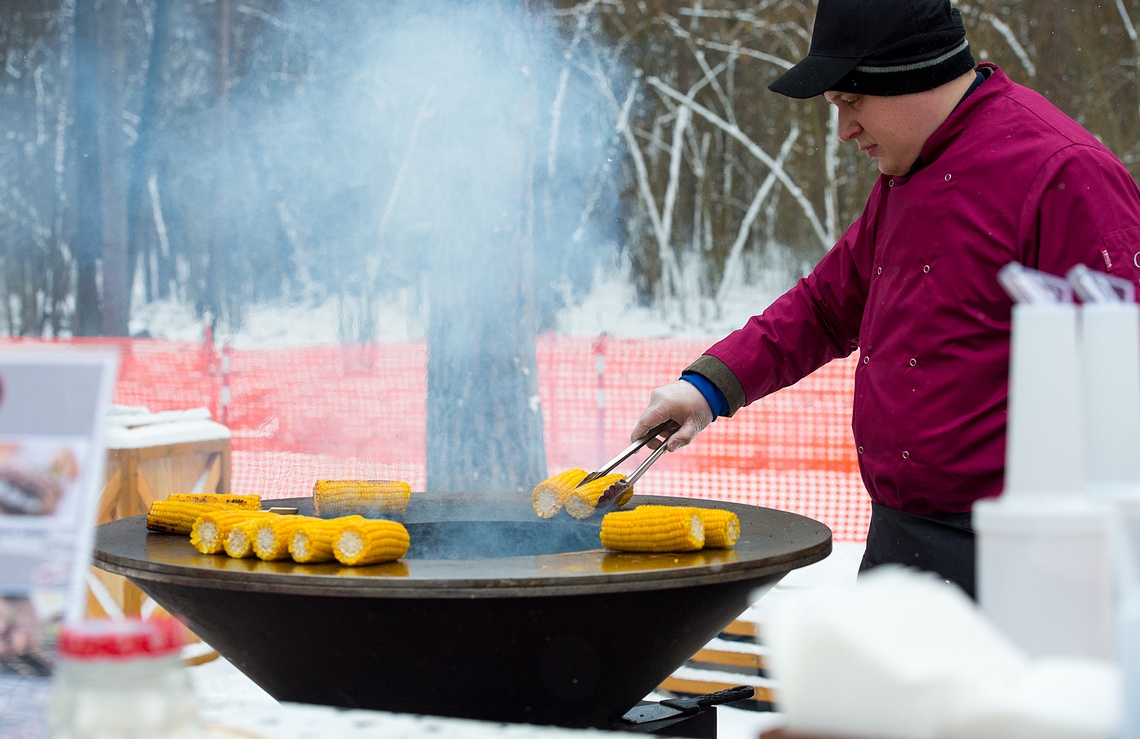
[[769, 0, 976, 99]]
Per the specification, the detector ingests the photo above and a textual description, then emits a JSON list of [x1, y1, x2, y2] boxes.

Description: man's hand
[[631, 381, 713, 452]]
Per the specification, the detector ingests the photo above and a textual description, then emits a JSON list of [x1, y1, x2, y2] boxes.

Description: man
[[630, 0, 1140, 598]]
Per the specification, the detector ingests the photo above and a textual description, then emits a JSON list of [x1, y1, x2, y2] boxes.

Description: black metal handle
[[659, 684, 755, 713]]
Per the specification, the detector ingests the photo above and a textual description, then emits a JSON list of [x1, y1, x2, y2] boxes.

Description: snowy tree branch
[[646, 75, 830, 249], [715, 124, 799, 307], [957, 3, 1035, 79]]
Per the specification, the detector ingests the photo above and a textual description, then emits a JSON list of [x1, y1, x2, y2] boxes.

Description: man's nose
[[837, 113, 861, 142]]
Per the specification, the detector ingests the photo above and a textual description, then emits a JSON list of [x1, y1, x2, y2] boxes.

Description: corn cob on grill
[[168, 492, 261, 510], [635, 505, 740, 548], [224, 518, 266, 558], [531, 468, 588, 518], [564, 473, 631, 520], [253, 515, 310, 561], [691, 507, 740, 548], [147, 499, 238, 535], [332, 519, 410, 565], [289, 516, 364, 563], [600, 506, 704, 552], [190, 509, 273, 554], [549, 420, 676, 521], [312, 479, 412, 517]]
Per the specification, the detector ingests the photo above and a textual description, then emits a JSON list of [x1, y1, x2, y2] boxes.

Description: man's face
[[823, 90, 943, 176]]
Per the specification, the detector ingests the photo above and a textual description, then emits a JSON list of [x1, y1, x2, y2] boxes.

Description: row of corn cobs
[[532, 469, 741, 553], [145, 488, 410, 566]]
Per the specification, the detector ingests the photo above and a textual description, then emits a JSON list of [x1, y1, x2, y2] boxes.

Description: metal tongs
[[579, 420, 679, 513]]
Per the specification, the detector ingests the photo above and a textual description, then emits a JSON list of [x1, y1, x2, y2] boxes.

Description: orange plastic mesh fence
[[1, 335, 868, 541], [539, 336, 866, 540]]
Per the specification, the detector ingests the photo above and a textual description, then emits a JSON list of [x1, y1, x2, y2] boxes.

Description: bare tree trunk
[[98, 0, 130, 336], [128, 0, 170, 307], [424, 6, 546, 495], [72, 0, 102, 336], [203, 0, 231, 330], [424, 212, 547, 493]]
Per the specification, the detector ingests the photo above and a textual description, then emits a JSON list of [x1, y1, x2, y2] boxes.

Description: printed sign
[[0, 349, 118, 738]]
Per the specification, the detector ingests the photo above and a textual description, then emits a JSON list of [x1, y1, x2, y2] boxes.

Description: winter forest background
[[3, 1, 1140, 492], [6, 0, 1140, 342]]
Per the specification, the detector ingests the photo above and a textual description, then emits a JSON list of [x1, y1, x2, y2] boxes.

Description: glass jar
[[47, 617, 205, 739]]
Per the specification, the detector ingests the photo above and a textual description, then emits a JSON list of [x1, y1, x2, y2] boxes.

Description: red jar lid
[[57, 618, 184, 660]]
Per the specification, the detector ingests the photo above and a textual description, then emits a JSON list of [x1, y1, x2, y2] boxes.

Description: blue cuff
[[680, 372, 727, 420]]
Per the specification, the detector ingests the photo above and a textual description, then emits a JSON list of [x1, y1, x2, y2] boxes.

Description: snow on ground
[[130, 266, 794, 347]]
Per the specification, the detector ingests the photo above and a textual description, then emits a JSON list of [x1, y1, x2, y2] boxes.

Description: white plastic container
[[975, 497, 1113, 660], [1065, 263, 1140, 739], [1079, 301, 1140, 499], [1002, 302, 1085, 499], [47, 618, 204, 739]]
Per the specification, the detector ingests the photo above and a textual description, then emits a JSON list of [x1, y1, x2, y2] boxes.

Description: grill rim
[[93, 494, 832, 599]]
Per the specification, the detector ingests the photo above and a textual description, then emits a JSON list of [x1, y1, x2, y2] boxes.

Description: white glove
[[630, 380, 714, 452]]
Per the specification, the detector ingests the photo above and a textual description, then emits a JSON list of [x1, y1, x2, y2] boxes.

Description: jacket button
[[923, 265, 930, 274], [877, 266, 882, 275], [902, 451, 910, 459], [858, 446, 864, 454], [863, 356, 869, 364], [909, 358, 917, 367], [944, 174, 952, 182], [888, 179, 895, 187]]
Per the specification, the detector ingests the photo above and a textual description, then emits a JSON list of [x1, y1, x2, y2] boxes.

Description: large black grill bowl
[[92, 493, 831, 729]]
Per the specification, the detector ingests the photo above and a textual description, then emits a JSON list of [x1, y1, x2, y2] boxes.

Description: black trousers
[[858, 502, 977, 600]]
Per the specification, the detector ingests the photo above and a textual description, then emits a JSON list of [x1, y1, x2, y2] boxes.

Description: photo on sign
[[0, 591, 62, 678], [0, 437, 84, 523]]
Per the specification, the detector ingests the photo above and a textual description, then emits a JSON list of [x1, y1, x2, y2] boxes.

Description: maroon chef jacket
[[697, 64, 1140, 515]]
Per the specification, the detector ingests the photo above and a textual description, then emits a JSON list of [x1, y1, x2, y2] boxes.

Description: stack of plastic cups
[[1068, 265, 1140, 738], [974, 263, 1114, 661]]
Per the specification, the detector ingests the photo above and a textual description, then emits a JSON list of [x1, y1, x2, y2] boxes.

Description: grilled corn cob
[[147, 500, 229, 535], [190, 510, 272, 554], [312, 479, 412, 517], [636, 505, 740, 548], [224, 518, 266, 558], [692, 507, 740, 548], [600, 506, 704, 552], [168, 492, 261, 510], [531, 468, 589, 518], [252, 514, 312, 561], [289, 516, 364, 563], [564, 473, 630, 520], [332, 519, 410, 565]]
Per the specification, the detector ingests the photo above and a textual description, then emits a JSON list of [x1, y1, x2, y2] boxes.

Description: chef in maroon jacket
[[630, 0, 1140, 599]]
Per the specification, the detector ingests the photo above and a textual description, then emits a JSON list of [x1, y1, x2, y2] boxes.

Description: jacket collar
[[916, 62, 1007, 168]]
